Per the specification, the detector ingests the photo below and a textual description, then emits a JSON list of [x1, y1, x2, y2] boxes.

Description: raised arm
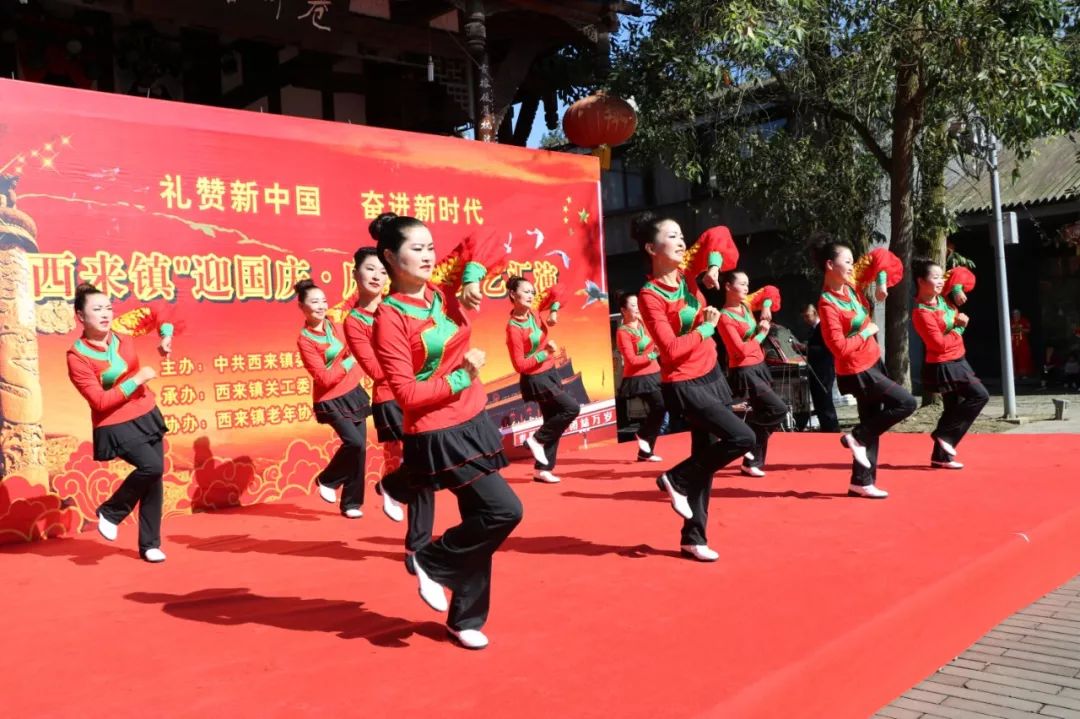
[[297, 332, 349, 390], [373, 307, 471, 410], [639, 288, 714, 363], [344, 317, 384, 385], [506, 322, 549, 374], [66, 352, 144, 414], [913, 308, 965, 355], [616, 328, 655, 371], [818, 300, 874, 359]]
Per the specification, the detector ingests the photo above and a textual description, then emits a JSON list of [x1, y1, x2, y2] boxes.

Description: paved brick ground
[[875, 576, 1080, 719]]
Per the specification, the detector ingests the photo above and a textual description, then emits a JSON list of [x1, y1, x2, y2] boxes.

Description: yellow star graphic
[[44, 142, 54, 152], [578, 209, 590, 223], [61, 136, 72, 146], [566, 196, 572, 203], [41, 156, 54, 169]]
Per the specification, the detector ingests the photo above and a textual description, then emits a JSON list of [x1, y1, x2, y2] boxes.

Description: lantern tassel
[[592, 144, 612, 170]]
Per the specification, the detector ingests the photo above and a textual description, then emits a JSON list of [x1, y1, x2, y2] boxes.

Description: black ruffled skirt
[[923, 357, 981, 394], [728, 362, 774, 402], [618, 371, 661, 399], [92, 407, 168, 462], [372, 399, 405, 443], [519, 367, 563, 403], [403, 412, 508, 490], [837, 360, 892, 396], [661, 364, 733, 414], [313, 385, 370, 425]]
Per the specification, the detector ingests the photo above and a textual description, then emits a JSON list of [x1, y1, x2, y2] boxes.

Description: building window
[[602, 155, 648, 212]]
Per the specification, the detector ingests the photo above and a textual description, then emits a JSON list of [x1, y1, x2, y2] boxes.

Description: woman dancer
[[716, 272, 789, 477], [614, 291, 666, 462], [342, 247, 430, 551], [66, 283, 171, 562], [814, 240, 916, 498], [635, 214, 755, 562], [295, 279, 369, 518], [912, 259, 989, 469], [371, 212, 521, 650], [506, 279, 580, 483]]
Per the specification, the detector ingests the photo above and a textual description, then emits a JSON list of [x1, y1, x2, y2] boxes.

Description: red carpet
[[2, 432, 1078, 719]]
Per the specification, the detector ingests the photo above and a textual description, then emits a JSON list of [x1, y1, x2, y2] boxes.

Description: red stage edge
[[722, 503, 1080, 718]]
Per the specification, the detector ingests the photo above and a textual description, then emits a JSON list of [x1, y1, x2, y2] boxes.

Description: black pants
[[734, 365, 789, 469], [319, 414, 366, 512], [842, 365, 917, 486], [808, 359, 839, 432], [932, 380, 989, 462], [635, 389, 667, 459], [663, 375, 756, 546], [413, 472, 523, 631], [98, 437, 164, 554], [531, 387, 580, 471], [382, 462, 437, 552]]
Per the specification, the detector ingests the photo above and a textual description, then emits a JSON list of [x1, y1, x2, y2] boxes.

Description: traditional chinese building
[[0, 0, 640, 143]]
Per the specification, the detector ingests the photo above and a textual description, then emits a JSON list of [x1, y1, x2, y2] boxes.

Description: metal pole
[[987, 130, 1018, 419]]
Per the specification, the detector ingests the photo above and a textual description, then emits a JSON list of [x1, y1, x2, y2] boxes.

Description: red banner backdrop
[[0, 79, 612, 544]]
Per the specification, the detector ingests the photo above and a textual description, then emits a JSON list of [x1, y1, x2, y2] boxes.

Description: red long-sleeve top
[[297, 320, 363, 404], [717, 304, 767, 369], [343, 305, 395, 405], [913, 296, 966, 363], [372, 228, 505, 435], [615, 323, 660, 378], [818, 284, 880, 376], [640, 274, 718, 383], [506, 309, 556, 376], [66, 333, 157, 429]]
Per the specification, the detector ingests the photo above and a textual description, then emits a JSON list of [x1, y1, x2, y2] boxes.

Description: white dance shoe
[[680, 545, 720, 562], [412, 556, 449, 612], [97, 513, 118, 542], [343, 508, 363, 519], [142, 548, 167, 563], [533, 470, 561, 484], [847, 483, 888, 499], [932, 460, 964, 470], [636, 435, 652, 455], [448, 628, 490, 650], [841, 434, 871, 469], [637, 455, 664, 463], [656, 474, 692, 519], [935, 437, 958, 457], [741, 466, 766, 478], [525, 436, 549, 466], [316, 482, 337, 504], [376, 482, 405, 522]]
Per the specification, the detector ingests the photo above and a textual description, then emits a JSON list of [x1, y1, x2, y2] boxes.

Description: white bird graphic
[[503, 232, 513, 254], [526, 228, 544, 249], [545, 250, 571, 269]]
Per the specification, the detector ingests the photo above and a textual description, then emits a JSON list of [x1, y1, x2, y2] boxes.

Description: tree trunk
[[914, 132, 950, 405], [885, 59, 923, 388]]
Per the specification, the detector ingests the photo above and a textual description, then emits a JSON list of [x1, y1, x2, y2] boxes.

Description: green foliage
[[539, 128, 569, 149], [611, 0, 1079, 382]]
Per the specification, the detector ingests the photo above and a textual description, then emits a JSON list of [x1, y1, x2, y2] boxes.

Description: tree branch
[[764, 62, 893, 173]]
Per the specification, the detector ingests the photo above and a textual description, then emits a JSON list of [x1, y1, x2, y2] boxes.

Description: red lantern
[[562, 92, 637, 150]]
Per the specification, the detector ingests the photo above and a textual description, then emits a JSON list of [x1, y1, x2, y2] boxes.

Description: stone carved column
[[0, 175, 47, 488]]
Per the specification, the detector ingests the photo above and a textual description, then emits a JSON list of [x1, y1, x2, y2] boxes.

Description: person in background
[[794, 304, 839, 432], [1011, 309, 1034, 379]]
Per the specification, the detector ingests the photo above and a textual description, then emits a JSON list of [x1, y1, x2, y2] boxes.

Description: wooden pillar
[[465, 0, 495, 142]]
